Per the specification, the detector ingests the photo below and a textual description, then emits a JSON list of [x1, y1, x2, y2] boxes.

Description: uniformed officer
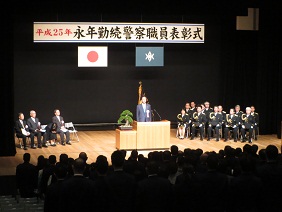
[[207, 106, 223, 141], [241, 107, 255, 143], [190, 106, 206, 140], [251, 105, 259, 140], [224, 108, 239, 142]]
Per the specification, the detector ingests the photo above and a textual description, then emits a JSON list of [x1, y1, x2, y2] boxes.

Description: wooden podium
[[133, 120, 170, 149], [116, 129, 137, 150]]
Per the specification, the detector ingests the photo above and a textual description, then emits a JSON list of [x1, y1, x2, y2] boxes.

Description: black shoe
[[249, 140, 252, 143], [66, 141, 72, 145], [51, 143, 56, 146], [234, 140, 237, 142], [255, 137, 258, 140], [190, 137, 194, 140], [38, 145, 42, 149], [31, 146, 37, 149], [216, 139, 219, 142], [61, 142, 65, 146], [242, 139, 246, 143], [42, 144, 48, 148], [200, 137, 203, 141], [24, 147, 28, 150], [224, 139, 227, 142], [207, 138, 210, 141]]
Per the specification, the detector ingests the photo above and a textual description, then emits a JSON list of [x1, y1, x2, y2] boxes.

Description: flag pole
[[138, 81, 142, 104]]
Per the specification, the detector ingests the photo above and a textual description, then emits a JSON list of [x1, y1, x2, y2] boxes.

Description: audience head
[[129, 150, 138, 160], [251, 144, 259, 155], [55, 163, 68, 179], [72, 158, 86, 174], [239, 155, 253, 173], [96, 156, 108, 176], [162, 150, 171, 161], [206, 153, 219, 170], [170, 145, 179, 156], [79, 152, 88, 162], [111, 150, 125, 169], [258, 149, 266, 161], [265, 145, 279, 161], [146, 160, 159, 175], [23, 153, 30, 163], [48, 155, 57, 165], [59, 153, 69, 165]]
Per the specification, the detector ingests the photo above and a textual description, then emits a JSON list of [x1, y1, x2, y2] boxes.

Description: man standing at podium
[[136, 96, 152, 122]]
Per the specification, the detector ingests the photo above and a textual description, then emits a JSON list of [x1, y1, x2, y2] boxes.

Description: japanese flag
[[78, 46, 108, 67]]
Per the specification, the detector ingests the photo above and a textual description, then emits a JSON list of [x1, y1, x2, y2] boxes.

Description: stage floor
[[0, 129, 280, 176]]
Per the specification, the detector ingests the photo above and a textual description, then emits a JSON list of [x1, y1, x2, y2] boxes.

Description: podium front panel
[[133, 120, 170, 149]]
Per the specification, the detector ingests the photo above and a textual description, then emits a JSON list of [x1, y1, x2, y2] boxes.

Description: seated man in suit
[[15, 112, 31, 150], [52, 109, 71, 145], [27, 110, 48, 148], [136, 96, 152, 122]]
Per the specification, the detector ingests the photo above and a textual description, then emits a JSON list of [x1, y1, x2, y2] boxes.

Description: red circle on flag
[[87, 51, 99, 62]]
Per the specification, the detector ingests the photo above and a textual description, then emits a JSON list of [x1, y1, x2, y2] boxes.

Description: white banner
[[34, 22, 204, 43]]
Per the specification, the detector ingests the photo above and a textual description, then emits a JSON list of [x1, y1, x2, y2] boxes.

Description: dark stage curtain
[[220, 0, 282, 137], [0, 8, 16, 156]]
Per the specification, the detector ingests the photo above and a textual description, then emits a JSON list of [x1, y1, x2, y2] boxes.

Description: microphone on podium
[[153, 109, 162, 121]]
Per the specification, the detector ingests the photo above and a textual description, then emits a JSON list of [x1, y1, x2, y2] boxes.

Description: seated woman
[[177, 109, 189, 139]]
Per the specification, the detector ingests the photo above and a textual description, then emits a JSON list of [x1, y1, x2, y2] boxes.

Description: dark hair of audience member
[[79, 152, 88, 162], [251, 144, 259, 156], [239, 155, 253, 173], [111, 150, 125, 168], [72, 158, 86, 174], [128, 150, 138, 160], [55, 163, 68, 179], [23, 153, 30, 163], [258, 149, 267, 161], [59, 153, 69, 165], [146, 161, 159, 175], [235, 147, 243, 157], [243, 144, 252, 154], [206, 153, 219, 170], [48, 155, 56, 165], [265, 145, 279, 161], [170, 145, 179, 156], [96, 159, 109, 176], [36, 155, 46, 170], [162, 150, 171, 161]]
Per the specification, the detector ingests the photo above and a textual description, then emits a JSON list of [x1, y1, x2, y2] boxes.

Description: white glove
[[209, 124, 211, 127], [251, 126, 253, 129], [184, 124, 186, 128], [189, 120, 191, 123], [199, 124, 202, 127], [233, 125, 236, 128], [242, 125, 245, 129], [255, 123, 257, 125], [216, 124, 219, 127]]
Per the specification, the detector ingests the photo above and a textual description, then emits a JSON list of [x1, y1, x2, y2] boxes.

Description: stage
[[0, 129, 280, 176]]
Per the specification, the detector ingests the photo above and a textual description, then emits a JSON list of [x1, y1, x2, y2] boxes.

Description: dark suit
[[136, 103, 152, 122], [105, 170, 136, 212], [52, 115, 70, 144], [44, 179, 65, 212], [191, 112, 206, 139], [60, 175, 97, 212], [27, 117, 47, 147], [203, 108, 213, 137], [15, 119, 29, 148], [240, 114, 255, 142], [251, 112, 259, 139], [136, 175, 173, 212], [224, 114, 239, 141], [16, 161, 38, 198], [207, 113, 223, 140]]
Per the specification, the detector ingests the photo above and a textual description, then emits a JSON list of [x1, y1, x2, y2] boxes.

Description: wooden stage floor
[[0, 130, 281, 176]]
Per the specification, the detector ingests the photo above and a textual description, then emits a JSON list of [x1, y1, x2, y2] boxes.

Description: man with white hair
[[241, 107, 255, 143]]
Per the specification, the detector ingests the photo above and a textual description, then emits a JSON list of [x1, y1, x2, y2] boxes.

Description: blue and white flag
[[136, 47, 164, 67]]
